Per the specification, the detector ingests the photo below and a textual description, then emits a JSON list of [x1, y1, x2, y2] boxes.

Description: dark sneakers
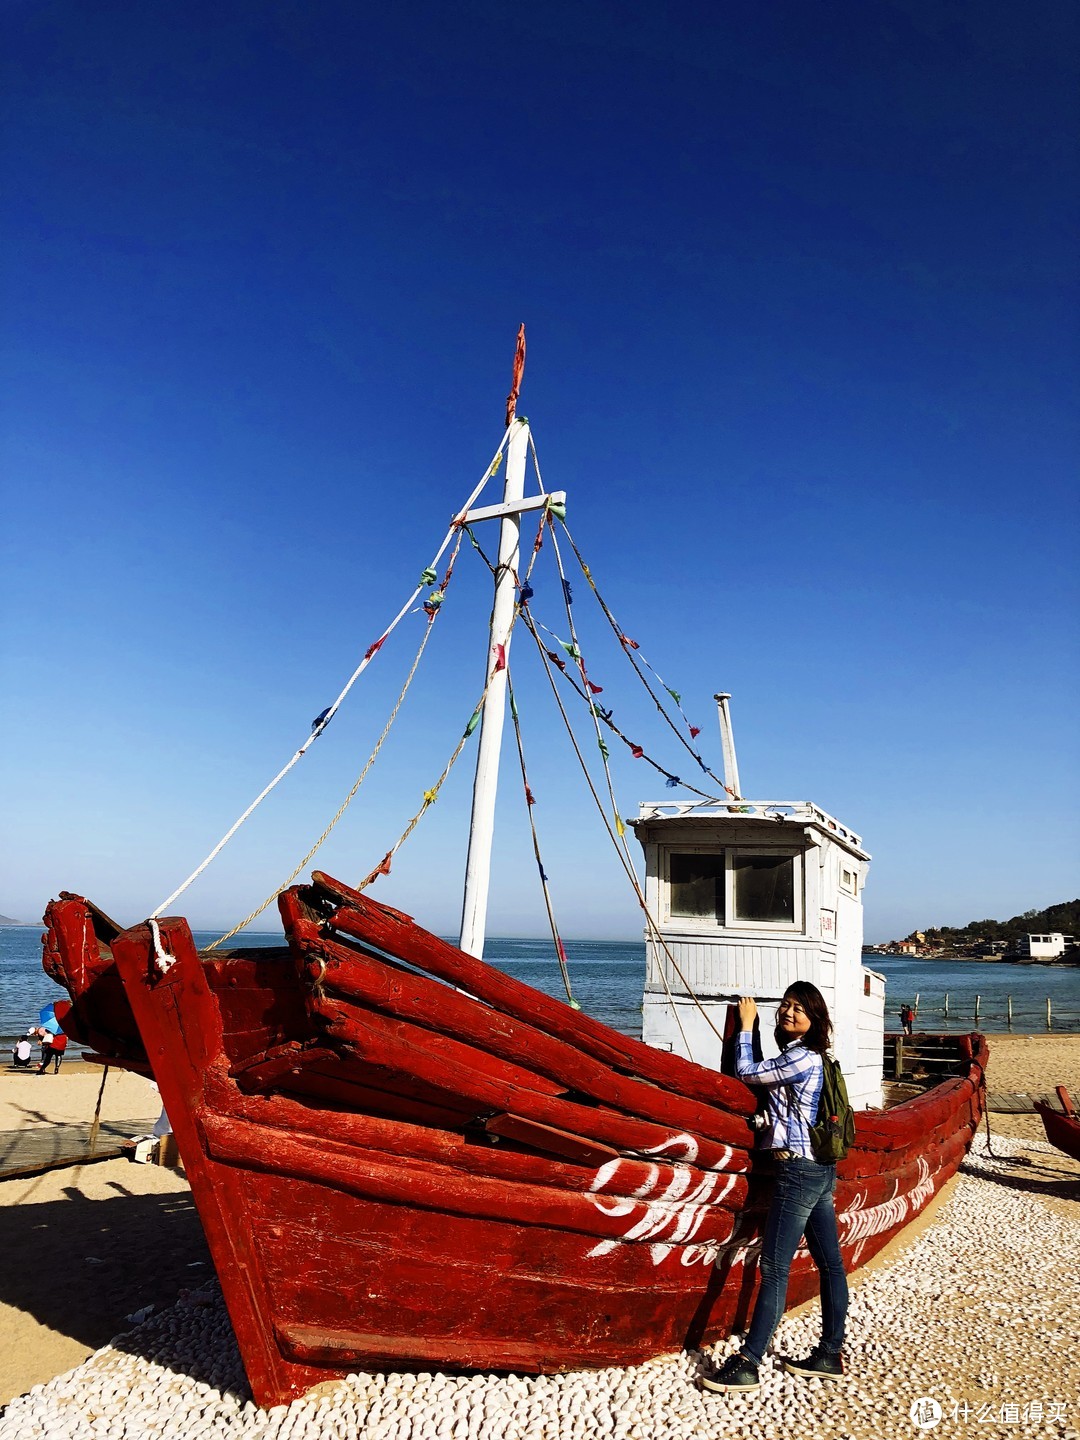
[[782, 1347, 845, 1380], [699, 1353, 760, 1393]]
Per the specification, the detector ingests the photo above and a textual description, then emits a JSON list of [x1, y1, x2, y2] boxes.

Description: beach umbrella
[[37, 1000, 72, 1035]]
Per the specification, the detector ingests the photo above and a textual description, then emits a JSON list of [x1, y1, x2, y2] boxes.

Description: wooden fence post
[[944, 992, 949, 1019]]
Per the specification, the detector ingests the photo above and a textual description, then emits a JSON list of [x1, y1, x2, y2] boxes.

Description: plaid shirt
[[735, 1032, 824, 1159]]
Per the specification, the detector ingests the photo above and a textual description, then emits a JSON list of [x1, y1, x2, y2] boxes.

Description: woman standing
[[701, 982, 849, 1393]]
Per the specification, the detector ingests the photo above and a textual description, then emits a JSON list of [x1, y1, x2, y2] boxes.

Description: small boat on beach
[[1035, 1085, 1080, 1162], [41, 334, 988, 1407]]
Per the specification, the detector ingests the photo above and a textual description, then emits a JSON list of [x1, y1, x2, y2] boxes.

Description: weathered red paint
[[41, 876, 988, 1409], [289, 873, 758, 1114]]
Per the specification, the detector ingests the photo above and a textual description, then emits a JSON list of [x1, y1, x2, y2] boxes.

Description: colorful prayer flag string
[[553, 520, 736, 797], [360, 851, 393, 888], [524, 610, 718, 801]]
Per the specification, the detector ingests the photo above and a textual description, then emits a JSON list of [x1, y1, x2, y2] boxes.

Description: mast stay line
[[147, 426, 514, 921]]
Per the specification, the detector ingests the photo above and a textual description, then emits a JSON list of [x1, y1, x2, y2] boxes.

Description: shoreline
[[866, 952, 1079, 966], [5, 1027, 1080, 1056]]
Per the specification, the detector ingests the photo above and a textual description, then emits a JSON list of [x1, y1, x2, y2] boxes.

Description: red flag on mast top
[[505, 324, 526, 427]]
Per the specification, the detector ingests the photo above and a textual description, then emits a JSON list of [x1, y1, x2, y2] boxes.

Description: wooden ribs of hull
[[289, 905, 755, 1152], [290, 874, 757, 1115]]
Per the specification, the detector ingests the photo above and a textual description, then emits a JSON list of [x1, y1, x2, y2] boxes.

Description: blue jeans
[[742, 1155, 848, 1365]]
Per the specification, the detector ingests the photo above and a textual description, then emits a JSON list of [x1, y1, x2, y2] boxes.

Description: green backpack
[[790, 1053, 855, 1163]]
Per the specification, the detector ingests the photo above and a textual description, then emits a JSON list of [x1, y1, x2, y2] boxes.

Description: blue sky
[[2, 1, 1076, 944]]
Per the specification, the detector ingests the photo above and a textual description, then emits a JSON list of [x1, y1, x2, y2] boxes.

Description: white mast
[[713, 691, 742, 799], [458, 417, 529, 957]]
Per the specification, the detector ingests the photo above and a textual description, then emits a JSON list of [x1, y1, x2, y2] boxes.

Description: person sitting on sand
[[700, 984, 849, 1395], [12, 1035, 33, 1068]]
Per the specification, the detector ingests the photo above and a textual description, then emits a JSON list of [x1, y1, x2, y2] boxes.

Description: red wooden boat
[[1034, 1085, 1080, 1162], [43, 871, 988, 1408], [38, 340, 991, 1405]]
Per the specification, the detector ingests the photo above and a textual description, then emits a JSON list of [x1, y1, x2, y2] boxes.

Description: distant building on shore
[[885, 931, 930, 956], [1011, 932, 1074, 960]]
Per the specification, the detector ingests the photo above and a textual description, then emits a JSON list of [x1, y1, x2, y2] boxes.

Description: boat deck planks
[[0, 1119, 156, 1178]]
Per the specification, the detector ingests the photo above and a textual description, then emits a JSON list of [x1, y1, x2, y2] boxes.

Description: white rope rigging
[[352, 497, 554, 891], [148, 428, 513, 920], [206, 531, 466, 950], [520, 609, 701, 1060], [402, 433, 728, 1050], [144, 408, 733, 1062], [519, 525, 728, 1056], [148, 917, 173, 973]]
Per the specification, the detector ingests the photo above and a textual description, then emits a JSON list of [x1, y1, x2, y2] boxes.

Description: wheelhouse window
[[661, 846, 802, 930], [669, 852, 725, 922], [732, 853, 795, 923]]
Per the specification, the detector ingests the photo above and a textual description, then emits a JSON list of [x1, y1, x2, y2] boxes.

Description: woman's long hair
[[775, 981, 833, 1055]]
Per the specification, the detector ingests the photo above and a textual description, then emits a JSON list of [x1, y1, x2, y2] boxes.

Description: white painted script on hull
[[585, 1146, 736, 1264], [837, 1158, 936, 1265]]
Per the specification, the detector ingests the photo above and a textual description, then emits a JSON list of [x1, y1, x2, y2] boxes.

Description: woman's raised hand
[[737, 995, 758, 1031]]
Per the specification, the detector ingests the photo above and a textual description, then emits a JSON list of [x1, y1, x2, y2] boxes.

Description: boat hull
[[42, 875, 987, 1407], [1035, 1087, 1080, 1162]]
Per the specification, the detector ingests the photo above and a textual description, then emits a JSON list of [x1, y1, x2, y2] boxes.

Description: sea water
[[0, 926, 648, 1045], [2, 924, 1078, 1045]]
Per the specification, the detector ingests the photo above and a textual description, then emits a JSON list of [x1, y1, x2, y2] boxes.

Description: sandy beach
[[0, 1063, 205, 1409], [1, 1038, 1078, 1431]]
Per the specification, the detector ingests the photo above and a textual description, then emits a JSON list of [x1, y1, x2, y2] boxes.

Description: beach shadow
[[0, 1180, 213, 1356], [2, 1098, 80, 1128], [961, 1155, 1080, 1201], [683, 1213, 763, 1354]]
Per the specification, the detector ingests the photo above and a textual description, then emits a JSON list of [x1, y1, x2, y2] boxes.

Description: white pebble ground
[[2, 1135, 1077, 1440]]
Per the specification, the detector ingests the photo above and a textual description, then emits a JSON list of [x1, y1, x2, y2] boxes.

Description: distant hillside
[[925, 900, 1080, 946], [0, 914, 31, 926]]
